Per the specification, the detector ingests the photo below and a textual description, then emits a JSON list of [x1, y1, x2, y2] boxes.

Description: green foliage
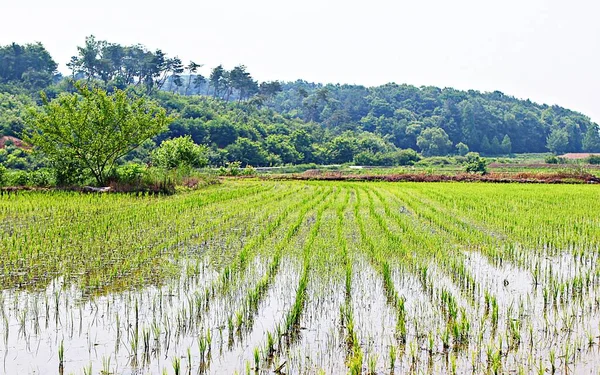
[[0, 42, 57, 91], [0, 163, 6, 186], [353, 149, 419, 166], [25, 83, 170, 185], [464, 152, 488, 174], [0, 93, 34, 136], [417, 127, 452, 156], [225, 137, 271, 166], [116, 163, 145, 184], [501, 135, 512, 154], [2, 37, 599, 177], [455, 142, 469, 156], [151, 135, 208, 170], [545, 155, 560, 164], [587, 155, 600, 165], [583, 125, 600, 152], [546, 129, 569, 154]]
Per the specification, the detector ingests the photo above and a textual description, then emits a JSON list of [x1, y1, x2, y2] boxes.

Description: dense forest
[[1, 36, 599, 171]]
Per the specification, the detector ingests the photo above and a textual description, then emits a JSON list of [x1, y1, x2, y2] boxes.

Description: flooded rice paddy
[[0, 181, 599, 374]]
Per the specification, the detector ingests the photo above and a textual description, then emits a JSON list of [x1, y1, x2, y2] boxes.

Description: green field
[[1, 181, 599, 374]]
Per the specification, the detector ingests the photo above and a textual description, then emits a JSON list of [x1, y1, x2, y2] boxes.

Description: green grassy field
[[1, 181, 599, 374]]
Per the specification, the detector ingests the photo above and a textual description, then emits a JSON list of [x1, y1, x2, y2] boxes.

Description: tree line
[[1, 37, 599, 178]]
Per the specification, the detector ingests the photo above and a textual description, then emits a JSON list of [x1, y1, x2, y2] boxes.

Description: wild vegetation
[[1, 180, 599, 374], [1, 37, 600, 186]]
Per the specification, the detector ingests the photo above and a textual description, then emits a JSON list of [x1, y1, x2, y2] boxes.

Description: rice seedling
[[0, 181, 598, 374]]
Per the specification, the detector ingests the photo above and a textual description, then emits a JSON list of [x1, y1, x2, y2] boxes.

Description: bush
[[353, 149, 420, 166], [152, 135, 208, 170], [464, 152, 488, 175], [29, 169, 53, 187], [456, 142, 469, 156], [116, 163, 145, 184], [53, 159, 89, 186], [587, 155, 600, 164], [0, 163, 6, 186], [219, 161, 242, 176], [10, 170, 30, 186], [545, 155, 559, 164]]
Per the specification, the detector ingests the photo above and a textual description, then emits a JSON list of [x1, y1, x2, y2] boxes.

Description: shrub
[[116, 163, 145, 184], [152, 135, 208, 170], [219, 161, 242, 176], [464, 152, 488, 175], [0, 163, 6, 186], [29, 169, 53, 187], [587, 155, 600, 164], [455, 142, 469, 156], [353, 149, 420, 166], [545, 155, 559, 164], [10, 170, 30, 186]]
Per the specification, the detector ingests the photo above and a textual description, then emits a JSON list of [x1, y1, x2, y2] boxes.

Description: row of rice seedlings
[[0, 182, 278, 291], [128, 190, 327, 372], [364, 186, 508, 373], [253, 190, 339, 373], [383, 183, 600, 373], [409, 183, 600, 258], [336, 190, 364, 374], [194, 187, 328, 326], [0, 187, 290, 346], [1, 183, 325, 374], [130, 187, 331, 374], [228, 189, 332, 340], [353, 188, 409, 349], [278, 189, 350, 374]]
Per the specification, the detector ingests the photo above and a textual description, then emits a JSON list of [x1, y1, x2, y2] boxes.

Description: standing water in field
[[1, 182, 600, 374]]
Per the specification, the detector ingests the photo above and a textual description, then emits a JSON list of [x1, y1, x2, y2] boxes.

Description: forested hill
[[1, 37, 600, 169], [266, 81, 600, 155]]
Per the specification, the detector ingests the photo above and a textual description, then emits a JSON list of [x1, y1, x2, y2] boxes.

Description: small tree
[[25, 83, 170, 185], [455, 142, 469, 156], [500, 135, 512, 154], [151, 135, 208, 170], [0, 163, 6, 186], [464, 152, 488, 175], [416, 127, 452, 156], [546, 129, 569, 154]]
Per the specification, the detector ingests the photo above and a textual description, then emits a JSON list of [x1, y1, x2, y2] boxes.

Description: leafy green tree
[[480, 135, 492, 155], [325, 135, 357, 164], [0, 42, 57, 90], [0, 93, 33, 137], [491, 136, 501, 155], [259, 81, 282, 101], [225, 137, 269, 166], [501, 135, 512, 154], [0, 163, 6, 186], [25, 84, 170, 185], [455, 142, 469, 156], [184, 61, 202, 95], [416, 127, 452, 156], [290, 129, 313, 162], [151, 135, 208, 169], [464, 152, 487, 174], [582, 124, 600, 152], [265, 134, 301, 164], [209, 65, 226, 98], [546, 128, 569, 154]]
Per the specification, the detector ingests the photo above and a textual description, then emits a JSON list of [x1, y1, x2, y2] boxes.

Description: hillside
[[1, 38, 600, 169]]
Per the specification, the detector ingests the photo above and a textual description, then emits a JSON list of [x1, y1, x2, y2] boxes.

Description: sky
[[2, 0, 599, 123]]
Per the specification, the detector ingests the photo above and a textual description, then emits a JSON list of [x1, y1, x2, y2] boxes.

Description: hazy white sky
[[2, 0, 599, 123]]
